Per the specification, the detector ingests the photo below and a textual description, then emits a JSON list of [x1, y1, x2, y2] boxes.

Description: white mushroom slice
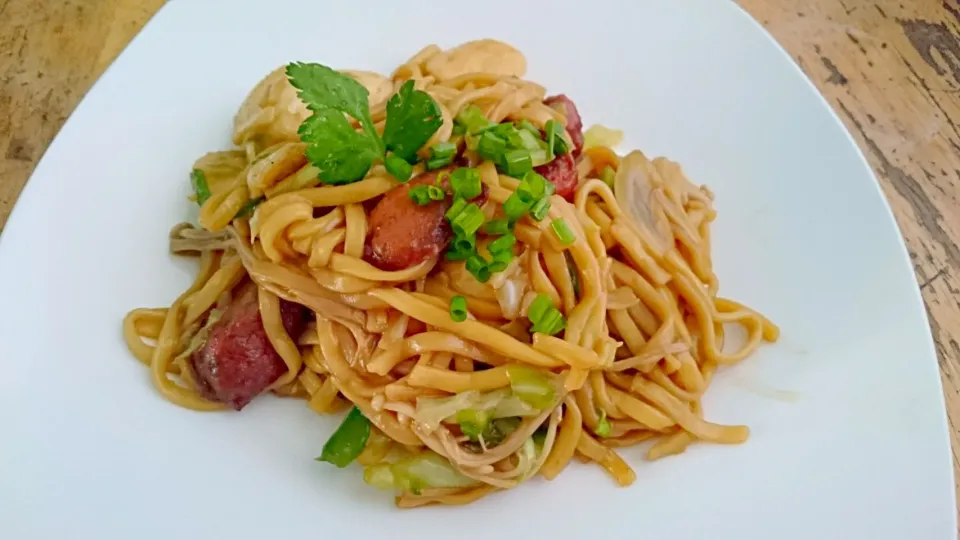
[[233, 67, 310, 147], [342, 70, 394, 108], [425, 39, 527, 81], [614, 151, 674, 253]]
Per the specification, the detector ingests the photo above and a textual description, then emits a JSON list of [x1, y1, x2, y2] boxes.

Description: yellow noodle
[[123, 42, 781, 508], [576, 431, 636, 486], [369, 288, 564, 368], [540, 396, 583, 480]]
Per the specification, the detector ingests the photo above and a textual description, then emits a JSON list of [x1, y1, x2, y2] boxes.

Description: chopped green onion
[[452, 122, 466, 136], [600, 165, 616, 188], [502, 192, 532, 221], [517, 119, 540, 136], [504, 129, 526, 150], [477, 131, 507, 162], [451, 203, 484, 237], [530, 149, 550, 167], [317, 406, 371, 468], [506, 366, 556, 409], [464, 133, 481, 151], [445, 248, 473, 261], [544, 180, 556, 196], [545, 119, 570, 157], [456, 105, 495, 134], [486, 249, 513, 273], [531, 308, 566, 336], [384, 153, 413, 182], [545, 119, 560, 158], [595, 409, 612, 438], [528, 293, 566, 336], [430, 141, 457, 160], [529, 197, 551, 221], [191, 169, 211, 206], [450, 295, 469, 322], [551, 218, 575, 246], [466, 254, 491, 283], [426, 155, 454, 170], [503, 149, 533, 177], [485, 219, 512, 235], [487, 233, 516, 254], [516, 170, 547, 203], [555, 133, 571, 155], [456, 408, 492, 438], [236, 197, 264, 219], [408, 185, 433, 206], [527, 294, 553, 324], [450, 167, 482, 199], [445, 198, 468, 221], [491, 122, 516, 137], [517, 129, 542, 151], [452, 233, 476, 253], [426, 185, 445, 201]]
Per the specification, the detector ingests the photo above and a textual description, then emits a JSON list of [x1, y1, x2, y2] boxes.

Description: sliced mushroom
[[233, 67, 310, 147], [425, 39, 527, 82], [614, 151, 674, 252]]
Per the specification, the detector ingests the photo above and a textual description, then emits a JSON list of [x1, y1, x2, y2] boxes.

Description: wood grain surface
[[1, 0, 959, 528]]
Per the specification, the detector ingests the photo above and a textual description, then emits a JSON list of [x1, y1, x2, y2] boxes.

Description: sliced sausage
[[545, 94, 584, 157], [365, 171, 489, 270], [365, 172, 453, 271], [191, 286, 308, 410], [535, 153, 578, 202]]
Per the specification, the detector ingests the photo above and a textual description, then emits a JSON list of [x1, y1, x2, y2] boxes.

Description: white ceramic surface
[[0, 0, 954, 538]]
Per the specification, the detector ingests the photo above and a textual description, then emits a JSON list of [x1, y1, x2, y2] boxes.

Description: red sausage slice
[[365, 172, 453, 271], [535, 153, 578, 202], [190, 286, 308, 410]]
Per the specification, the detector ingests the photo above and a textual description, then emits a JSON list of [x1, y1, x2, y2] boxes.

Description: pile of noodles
[[123, 40, 778, 508]]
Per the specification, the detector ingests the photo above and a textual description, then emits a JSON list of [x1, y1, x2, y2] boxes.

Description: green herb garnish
[[190, 169, 211, 206], [286, 63, 443, 185], [384, 153, 414, 182], [317, 406, 371, 468], [383, 80, 443, 162], [450, 295, 469, 322]]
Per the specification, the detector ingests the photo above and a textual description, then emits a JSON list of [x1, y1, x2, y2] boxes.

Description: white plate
[[0, 0, 954, 538]]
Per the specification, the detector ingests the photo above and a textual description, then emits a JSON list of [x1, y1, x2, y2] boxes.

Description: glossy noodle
[[123, 39, 778, 507]]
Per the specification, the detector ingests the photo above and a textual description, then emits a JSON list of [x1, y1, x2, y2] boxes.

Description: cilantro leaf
[[299, 109, 381, 185], [383, 80, 443, 162], [190, 168, 211, 206], [286, 62, 384, 154]]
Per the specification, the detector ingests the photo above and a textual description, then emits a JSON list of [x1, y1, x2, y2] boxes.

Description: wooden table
[[2, 0, 959, 527]]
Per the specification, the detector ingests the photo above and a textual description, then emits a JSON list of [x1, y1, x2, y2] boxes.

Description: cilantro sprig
[[286, 63, 444, 185], [383, 80, 443, 163]]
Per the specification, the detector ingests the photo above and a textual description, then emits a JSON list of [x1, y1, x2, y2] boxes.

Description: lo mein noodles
[[123, 39, 778, 507]]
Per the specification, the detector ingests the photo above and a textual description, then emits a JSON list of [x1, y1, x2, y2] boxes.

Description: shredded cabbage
[[414, 389, 537, 431], [583, 124, 624, 150], [363, 452, 480, 492]]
